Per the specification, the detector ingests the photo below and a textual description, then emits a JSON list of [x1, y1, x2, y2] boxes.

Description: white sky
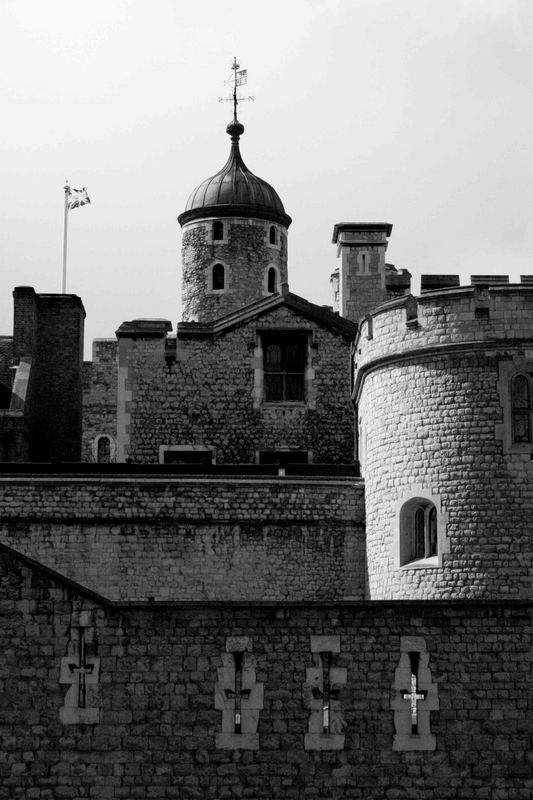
[[1, 0, 532, 357]]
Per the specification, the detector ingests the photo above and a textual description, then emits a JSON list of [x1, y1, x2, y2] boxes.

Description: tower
[[177, 119, 291, 322], [331, 222, 411, 322], [354, 279, 533, 600]]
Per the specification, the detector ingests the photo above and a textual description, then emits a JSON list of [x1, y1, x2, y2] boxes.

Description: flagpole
[[62, 182, 70, 294]]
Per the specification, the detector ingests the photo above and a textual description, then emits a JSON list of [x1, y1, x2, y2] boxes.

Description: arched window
[[512, 373, 532, 443], [212, 263, 225, 290], [269, 226, 276, 245], [97, 436, 111, 463], [400, 499, 438, 565], [213, 221, 224, 241], [267, 267, 277, 293]]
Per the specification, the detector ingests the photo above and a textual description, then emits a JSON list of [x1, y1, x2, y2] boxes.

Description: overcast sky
[[1, 0, 532, 356]]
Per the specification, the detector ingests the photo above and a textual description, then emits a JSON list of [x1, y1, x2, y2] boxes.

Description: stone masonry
[[354, 283, 533, 599], [0, 471, 365, 602], [1, 547, 532, 799]]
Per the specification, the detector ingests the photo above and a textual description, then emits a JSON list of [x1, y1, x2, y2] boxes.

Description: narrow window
[[400, 499, 438, 565], [263, 334, 306, 402], [212, 263, 225, 290], [269, 226, 276, 245], [428, 506, 438, 556], [97, 436, 111, 463], [512, 374, 532, 443], [402, 652, 427, 734], [226, 651, 251, 734], [213, 221, 224, 241], [267, 267, 277, 293], [414, 506, 425, 560]]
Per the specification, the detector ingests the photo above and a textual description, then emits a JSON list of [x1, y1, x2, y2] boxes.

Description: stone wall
[[82, 340, 118, 462], [354, 284, 533, 600], [181, 217, 288, 321], [0, 472, 364, 601], [120, 305, 355, 465], [1, 547, 532, 799]]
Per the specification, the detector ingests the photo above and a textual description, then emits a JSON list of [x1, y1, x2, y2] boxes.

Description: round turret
[[178, 118, 291, 321], [354, 282, 533, 600]]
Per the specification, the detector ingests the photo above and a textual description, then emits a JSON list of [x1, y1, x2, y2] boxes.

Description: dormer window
[[212, 263, 225, 290], [213, 221, 224, 241], [267, 267, 277, 294], [269, 226, 276, 245]]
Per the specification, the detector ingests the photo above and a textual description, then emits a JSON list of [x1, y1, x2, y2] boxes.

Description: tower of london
[[0, 108, 532, 798]]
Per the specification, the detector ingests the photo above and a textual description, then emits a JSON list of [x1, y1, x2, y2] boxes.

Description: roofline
[[178, 204, 292, 228], [177, 288, 358, 339], [331, 222, 393, 243]]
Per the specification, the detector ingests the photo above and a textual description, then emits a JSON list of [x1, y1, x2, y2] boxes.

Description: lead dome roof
[[178, 118, 292, 228]]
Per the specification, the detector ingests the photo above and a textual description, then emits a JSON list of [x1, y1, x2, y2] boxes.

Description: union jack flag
[[67, 187, 91, 210]]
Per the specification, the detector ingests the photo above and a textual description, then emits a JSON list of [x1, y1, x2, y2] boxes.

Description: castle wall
[[2, 548, 532, 799], [82, 339, 118, 462], [0, 473, 364, 601], [120, 306, 354, 465], [355, 285, 533, 599], [181, 217, 288, 321]]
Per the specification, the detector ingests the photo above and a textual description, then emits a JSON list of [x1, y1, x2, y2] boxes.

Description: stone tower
[[353, 279, 533, 600], [331, 222, 411, 322], [178, 118, 292, 322]]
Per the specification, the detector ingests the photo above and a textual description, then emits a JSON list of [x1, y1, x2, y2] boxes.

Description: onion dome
[[178, 118, 291, 228]]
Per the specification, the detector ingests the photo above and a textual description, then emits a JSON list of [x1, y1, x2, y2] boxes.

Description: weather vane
[[219, 57, 254, 120]]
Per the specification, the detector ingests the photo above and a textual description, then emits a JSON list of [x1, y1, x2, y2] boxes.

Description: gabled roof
[[177, 284, 358, 339]]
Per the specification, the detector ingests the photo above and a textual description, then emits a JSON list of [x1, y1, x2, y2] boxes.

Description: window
[[269, 225, 276, 245], [96, 436, 111, 463], [400, 498, 437, 565], [213, 221, 224, 241], [258, 450, 309, 465], [512, 373, 532, 443], [160, 446, 215, 465], [212, 263, 225, 290], [263, 334, 306, 402], [267, 267, 277, 293]]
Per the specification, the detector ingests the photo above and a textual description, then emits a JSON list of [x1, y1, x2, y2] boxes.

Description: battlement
[[354, 277, 533, 383]]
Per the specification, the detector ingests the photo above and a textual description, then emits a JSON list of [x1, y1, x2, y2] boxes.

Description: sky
[[1, 0, 532, 357]]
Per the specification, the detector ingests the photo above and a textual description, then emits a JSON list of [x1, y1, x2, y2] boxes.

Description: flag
[[67, 187, 91, 210], [236, 69, 247, 86]]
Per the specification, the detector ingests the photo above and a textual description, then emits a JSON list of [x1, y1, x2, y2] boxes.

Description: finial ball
[[226, 118, 245, 139]]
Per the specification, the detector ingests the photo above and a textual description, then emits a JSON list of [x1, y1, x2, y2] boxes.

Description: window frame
[[207, 260, 231, 294], [395, 488, 448, 570], [511, 372, 533, 444], [262, 332, 307, 404], [212, 263, 225, 291]]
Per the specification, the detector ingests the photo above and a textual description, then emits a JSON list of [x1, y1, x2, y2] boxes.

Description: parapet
[[116, 319, 172, 338], [354, 276, 533, 394]]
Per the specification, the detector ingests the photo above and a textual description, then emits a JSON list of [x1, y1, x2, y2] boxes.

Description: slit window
[[213, 221, 224, 241], [269, 226, 276, 244], [267, 267, 277, 293], [212, 263, 225, 290], [512, 373, 532, 443]]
